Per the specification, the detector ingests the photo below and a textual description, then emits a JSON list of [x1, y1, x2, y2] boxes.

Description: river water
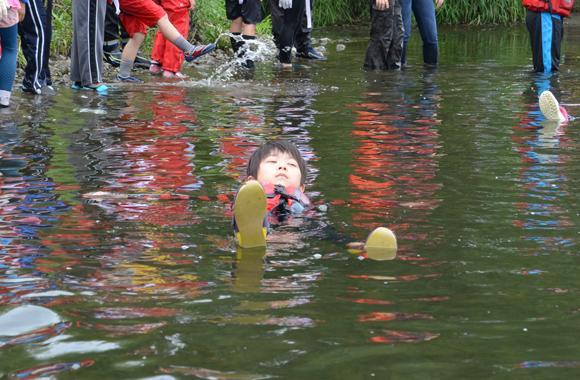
[[1, 23, 580, 379]]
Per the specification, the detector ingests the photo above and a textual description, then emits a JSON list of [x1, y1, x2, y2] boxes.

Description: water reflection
[[513, 73, 575, 254], [348, 69, 443, 249], [1, 26, 580, 378]]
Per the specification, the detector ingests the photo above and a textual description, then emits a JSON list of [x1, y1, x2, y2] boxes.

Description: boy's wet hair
[[247, 140, 308, 186]]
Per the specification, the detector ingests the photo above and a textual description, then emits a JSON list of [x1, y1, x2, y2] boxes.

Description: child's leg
[[229, 20, 256, 68], [159, 9, 189, 74], [151, 29, 166, 65], [115, 12, 148, 82], [121, 32, 145, 63], [71, 0, 106, 88], [0, 24, 18, 107], [117, 0, 215, 65], [118, 32, 145, 82], [227, 0, 259, 68], [386, 0, 403, 69], [364, 0, 395, 70], [230, 17, 243, 34], [242, 23, 256, 37], [278, 0, 306, 65], [150, 29, 165, 74], [156, 16, 216, 62]]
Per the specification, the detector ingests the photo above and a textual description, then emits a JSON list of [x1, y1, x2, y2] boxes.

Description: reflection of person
[[149, 0, 194, 77], [70, 0, 108, 91], [18, 0, 55, 94], [271, 0, 326, 60], [523, 0, 573, 73], [0, 0, 24, 107], [226, 0, 261, 69], [364, 0, 404, 70], [401, 0, 444, 66], [114, 0, 216, 82]]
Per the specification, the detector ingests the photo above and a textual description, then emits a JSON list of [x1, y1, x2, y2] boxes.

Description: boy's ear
[[247, 176, 256, 182], [300, 184, 305, 193]]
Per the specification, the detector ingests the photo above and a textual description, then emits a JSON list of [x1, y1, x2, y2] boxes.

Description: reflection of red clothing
[[219, 136, 259, 180], [102, 88, 200, 227], [113, 92, 198, 192], [348, 103, 442, 232], [151, 2, 190, 72]]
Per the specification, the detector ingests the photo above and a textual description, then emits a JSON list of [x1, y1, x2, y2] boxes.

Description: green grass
[[52, 0, 74, 56], [436, 0, 526, 25]]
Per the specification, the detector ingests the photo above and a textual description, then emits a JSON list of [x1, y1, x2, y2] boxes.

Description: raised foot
[[233, 181, 268, 248], [539, 90, 567, 122]]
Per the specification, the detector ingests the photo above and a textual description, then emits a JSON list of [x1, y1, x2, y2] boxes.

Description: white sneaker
[[539, 91, 567, 121]]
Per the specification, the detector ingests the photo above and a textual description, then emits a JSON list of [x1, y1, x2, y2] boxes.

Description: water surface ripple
[[1, 25, 580, 379]]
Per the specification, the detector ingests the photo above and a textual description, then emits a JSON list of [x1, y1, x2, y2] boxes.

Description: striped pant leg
[[71, 0, 106, 86], [18, 0, 50, 91], [526, 9, 563, 73]]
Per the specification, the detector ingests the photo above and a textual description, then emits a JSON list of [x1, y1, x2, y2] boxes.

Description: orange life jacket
[[262, 183, 311, 214], [523, 0, 574, 18]]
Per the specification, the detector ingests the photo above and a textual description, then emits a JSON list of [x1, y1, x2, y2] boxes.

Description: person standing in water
[[401, 0, 444, 66]]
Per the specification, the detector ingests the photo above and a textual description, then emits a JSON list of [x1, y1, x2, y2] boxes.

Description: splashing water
[[187, 33, 277, 86]]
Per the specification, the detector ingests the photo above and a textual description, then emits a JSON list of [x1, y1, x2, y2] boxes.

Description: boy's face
[[249, 151, 304, 192]]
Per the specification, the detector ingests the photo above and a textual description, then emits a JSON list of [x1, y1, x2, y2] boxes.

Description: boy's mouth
[[276, 174, 288, 179]]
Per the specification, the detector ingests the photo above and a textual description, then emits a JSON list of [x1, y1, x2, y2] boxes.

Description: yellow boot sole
[[365, 227, 397, 261], [234, 181, 268, 248]]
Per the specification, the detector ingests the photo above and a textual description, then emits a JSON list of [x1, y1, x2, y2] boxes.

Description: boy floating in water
[[231, 140, 397, 253], [539, 90, 569, 122]]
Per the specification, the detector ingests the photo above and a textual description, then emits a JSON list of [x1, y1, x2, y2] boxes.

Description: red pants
[[151, 8, 189, 73], [118, 0, 167, 36]]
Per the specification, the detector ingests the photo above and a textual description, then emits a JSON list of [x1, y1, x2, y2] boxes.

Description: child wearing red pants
[[149, 0, 193, 78], [113, 0, 215, 82]]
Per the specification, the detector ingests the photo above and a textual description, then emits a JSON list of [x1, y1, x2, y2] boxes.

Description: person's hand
[[376, 0, 389, 10], [188, 0, 195, 10], [0, 0, 9, 20], [279, 0, 292, 9], [18, 1, 26, 21], [435, 0, 444, 9]]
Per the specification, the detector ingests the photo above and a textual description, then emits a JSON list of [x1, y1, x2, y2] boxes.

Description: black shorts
[[225, 0, 262, 24]]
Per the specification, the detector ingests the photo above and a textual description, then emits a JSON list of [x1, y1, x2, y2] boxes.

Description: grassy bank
[[47, 0, 578, 58]]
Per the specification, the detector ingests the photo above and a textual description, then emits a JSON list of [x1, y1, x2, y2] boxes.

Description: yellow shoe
[[233, 181, 268, 248], [365, 227, 397, 261]]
